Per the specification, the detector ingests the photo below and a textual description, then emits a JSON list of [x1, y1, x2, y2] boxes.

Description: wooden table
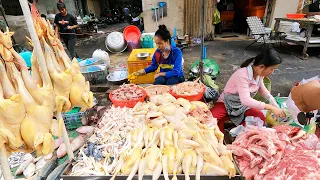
[[274, 18, 320, 59]]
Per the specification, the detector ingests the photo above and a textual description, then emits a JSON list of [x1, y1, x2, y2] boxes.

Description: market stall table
[[274, 17, 320, 59]]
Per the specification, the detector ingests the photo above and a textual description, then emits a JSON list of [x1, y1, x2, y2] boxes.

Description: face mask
[[159, 45, 170, 52]]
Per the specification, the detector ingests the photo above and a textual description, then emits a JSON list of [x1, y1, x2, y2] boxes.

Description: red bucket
[[124, 25, 141, 43]]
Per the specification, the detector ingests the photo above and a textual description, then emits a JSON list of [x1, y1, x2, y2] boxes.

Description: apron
[[223, 92, 258, 126]]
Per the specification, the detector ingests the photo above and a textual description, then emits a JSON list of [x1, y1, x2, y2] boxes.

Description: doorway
[[216, 0, 268, 37]]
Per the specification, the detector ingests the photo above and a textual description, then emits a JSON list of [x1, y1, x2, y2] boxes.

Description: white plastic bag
[[245, 116, 264, 128], [92, 49, 110, 67], [291, 22, 300, 33], [230, 125, 245, 137], [299, 134, 319, 150], [287, 76, 319, 125]]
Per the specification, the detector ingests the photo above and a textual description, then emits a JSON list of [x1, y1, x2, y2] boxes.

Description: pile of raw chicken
[[171, 80, 204, 96], [111, 84, 145, 101], [0, 12, 93, 155], [70, 93, 237, 179], [228, 125, 320, 179]]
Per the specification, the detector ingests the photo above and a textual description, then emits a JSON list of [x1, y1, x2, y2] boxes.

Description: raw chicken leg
[[201, 162, 228, 176], [9, 63, 55, 155], [2, 34, 55, 110], [70, 59, 94, 111], [43, 19, 72, 69], [138, 144, 162, 180], [43, 38, 72, 100], [162, 145, 183, 180], [0, 58, 16, 98], [0, 61, 25, 150], [30, 52, 43, 87], [182, 150, 197, 180]]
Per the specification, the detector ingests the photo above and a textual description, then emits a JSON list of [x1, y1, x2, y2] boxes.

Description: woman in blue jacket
[[133, 25, 184, 85]]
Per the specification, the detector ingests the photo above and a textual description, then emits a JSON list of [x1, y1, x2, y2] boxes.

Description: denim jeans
[[154, 76, 185, 85]]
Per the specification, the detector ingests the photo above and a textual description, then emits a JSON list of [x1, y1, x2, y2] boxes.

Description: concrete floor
[[76, 31, 320, 97]]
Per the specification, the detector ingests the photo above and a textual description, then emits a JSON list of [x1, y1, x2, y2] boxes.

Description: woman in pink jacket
[[210, 48, 286, 131]]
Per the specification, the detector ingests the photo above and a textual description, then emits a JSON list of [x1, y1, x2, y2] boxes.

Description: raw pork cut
[[228, 125, 320, 180]]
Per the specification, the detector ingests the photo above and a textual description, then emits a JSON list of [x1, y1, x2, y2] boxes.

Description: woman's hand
[[270, 106, 286, 118], [154, 74, 160, 80], [265, 104, 286, 118], [154, 72, 165, 80]]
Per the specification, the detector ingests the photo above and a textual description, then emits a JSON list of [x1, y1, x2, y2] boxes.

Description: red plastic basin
[[123, 25, 141, 43], [286, 14, 306, 19]]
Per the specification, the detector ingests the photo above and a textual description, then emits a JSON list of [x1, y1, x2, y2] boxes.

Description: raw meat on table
[[228, 125, 320, 180], [111, 84, 145, 101]]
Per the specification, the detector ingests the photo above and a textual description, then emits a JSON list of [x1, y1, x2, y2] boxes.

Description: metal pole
[[199, 0, 205, 82]]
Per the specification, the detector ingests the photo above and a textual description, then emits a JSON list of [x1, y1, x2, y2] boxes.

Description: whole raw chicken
[[10, 63, 55, 155], [70, 58, 94, 111], [0, 60, 25, 151]]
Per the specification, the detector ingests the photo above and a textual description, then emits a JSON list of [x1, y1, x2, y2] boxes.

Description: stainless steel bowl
[[107, 70, 128, 85], [105, 32, 127, 53], [136, 53, 151, 60], [191, 67, 213, 75]]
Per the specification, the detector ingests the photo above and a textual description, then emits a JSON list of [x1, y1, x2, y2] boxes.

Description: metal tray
[[62, 159, 245, 180]]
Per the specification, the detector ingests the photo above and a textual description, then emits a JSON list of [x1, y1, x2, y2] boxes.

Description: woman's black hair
[[57, 1, 66, 10], [155, 25, 171, 43], [241, 47, 282, 68]]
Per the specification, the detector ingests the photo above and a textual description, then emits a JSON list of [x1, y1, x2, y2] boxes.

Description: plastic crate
[[127, 48, 158, 84], [62, 108, 86, 130]]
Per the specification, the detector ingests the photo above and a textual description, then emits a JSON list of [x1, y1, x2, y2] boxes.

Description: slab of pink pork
[[228, 126, 320, 180]]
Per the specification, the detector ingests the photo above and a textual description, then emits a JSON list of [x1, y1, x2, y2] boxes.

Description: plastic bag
[[92, 49, 110, 67], [245, 116, 264, 128], [266, 109, 291, 127], [203, 75, 219, 90], [287, 76, 319, 125], [213, 8, 221, 25], [230, 125, 245, 137], [291, 22, 300, 33], [304, 119, 317, 135], [299, 134, 319, 150], [204, 86, 219, 103]]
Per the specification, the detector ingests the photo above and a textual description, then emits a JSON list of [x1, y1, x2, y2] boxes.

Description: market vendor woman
[[211, 48, 286, 131], [133, 25, 184, 85]]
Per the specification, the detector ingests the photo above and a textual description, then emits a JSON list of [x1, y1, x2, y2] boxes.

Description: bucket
[[254, 77, 271, 102], [141, 35, 154, 48], [123, 25, 141, 42]]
